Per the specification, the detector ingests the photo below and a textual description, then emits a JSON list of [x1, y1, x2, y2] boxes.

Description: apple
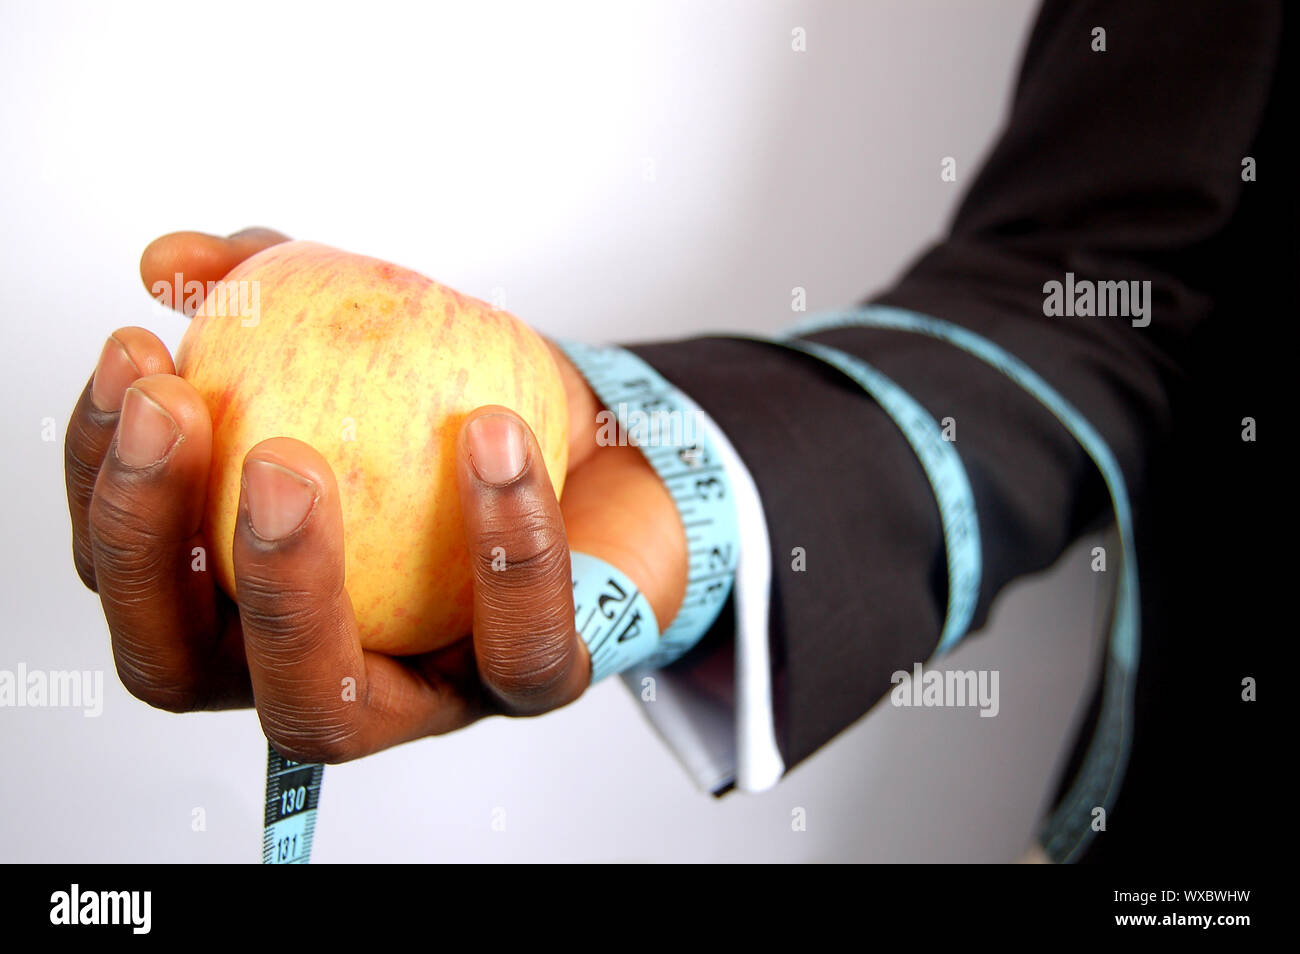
[[175, 240, 569, 655]]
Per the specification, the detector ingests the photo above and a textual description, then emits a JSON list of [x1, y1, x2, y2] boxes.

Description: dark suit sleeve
[[627, 0, 1284, 772]]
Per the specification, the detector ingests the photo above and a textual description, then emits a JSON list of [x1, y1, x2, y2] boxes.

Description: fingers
[[234, 438, 486, 763], [87, 373, 241, 711], [141, 227, 289, 315], [66, 328, 175, 590], [457, 406, 589, 714], [238, 409, 588, 760]]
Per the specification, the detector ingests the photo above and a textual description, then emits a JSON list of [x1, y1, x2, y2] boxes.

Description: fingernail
[[467, 413, 528, 485], [91, 336, 141, 412], [116, 387, 180, 467], [244, 459, 318, 540]]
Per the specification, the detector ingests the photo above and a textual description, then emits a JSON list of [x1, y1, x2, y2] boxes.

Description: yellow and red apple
[[175, 241, 568, 655]]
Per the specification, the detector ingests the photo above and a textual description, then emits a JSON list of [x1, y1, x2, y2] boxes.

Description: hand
[[65, 228, 688, 762]]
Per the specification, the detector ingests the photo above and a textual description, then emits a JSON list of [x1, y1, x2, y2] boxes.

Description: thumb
[[456, 405, 589, 714]]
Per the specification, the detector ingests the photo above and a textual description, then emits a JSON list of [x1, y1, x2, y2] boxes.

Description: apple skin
[[175, 240, 568, 655]]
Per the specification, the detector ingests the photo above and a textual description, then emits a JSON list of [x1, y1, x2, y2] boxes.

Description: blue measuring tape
[[790, 305, 1139, 864], [263, 341, 741, 862], [734, 334, 981, 653], [557, 340, 741, 676], [263, 747, 323, 864], [569, 552, 661, 683]]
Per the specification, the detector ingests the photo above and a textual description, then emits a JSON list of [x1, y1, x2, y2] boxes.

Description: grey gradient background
[[0, 0, 1111, 862]]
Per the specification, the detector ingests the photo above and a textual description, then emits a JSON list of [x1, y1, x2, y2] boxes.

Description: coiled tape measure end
[[730, 332, 982, 655], [790, 305, 1140, 864]]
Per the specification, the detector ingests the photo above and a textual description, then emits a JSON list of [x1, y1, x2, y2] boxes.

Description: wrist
[[561, 444, 688, 631]]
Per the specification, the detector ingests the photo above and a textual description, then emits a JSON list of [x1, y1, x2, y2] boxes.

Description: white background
[[0, 0, 1110, 862]]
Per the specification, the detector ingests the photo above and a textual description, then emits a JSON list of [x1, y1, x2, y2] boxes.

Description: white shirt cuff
[[621, 398, 784, 793]]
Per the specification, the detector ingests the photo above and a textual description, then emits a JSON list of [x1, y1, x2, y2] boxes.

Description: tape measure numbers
[[570, 552, 661, 683], [557, 340, 741, 674], [263, 746, 324, 864]]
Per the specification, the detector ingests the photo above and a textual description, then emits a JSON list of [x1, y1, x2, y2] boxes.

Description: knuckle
[[89, 531, 172, 597], [477, 604, 580, 712], [64, 431, 104, 507], [471, 514, 578, 711], [88, 489, 173, 584], [482, 651, 575, 713], [73, 548, 98, 592], [262, 714, 361, 764], [114, 650, 199, 713], [473, 516, 568, 585], [236, 571, 360, 762], [235, 572, 342, 651]]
